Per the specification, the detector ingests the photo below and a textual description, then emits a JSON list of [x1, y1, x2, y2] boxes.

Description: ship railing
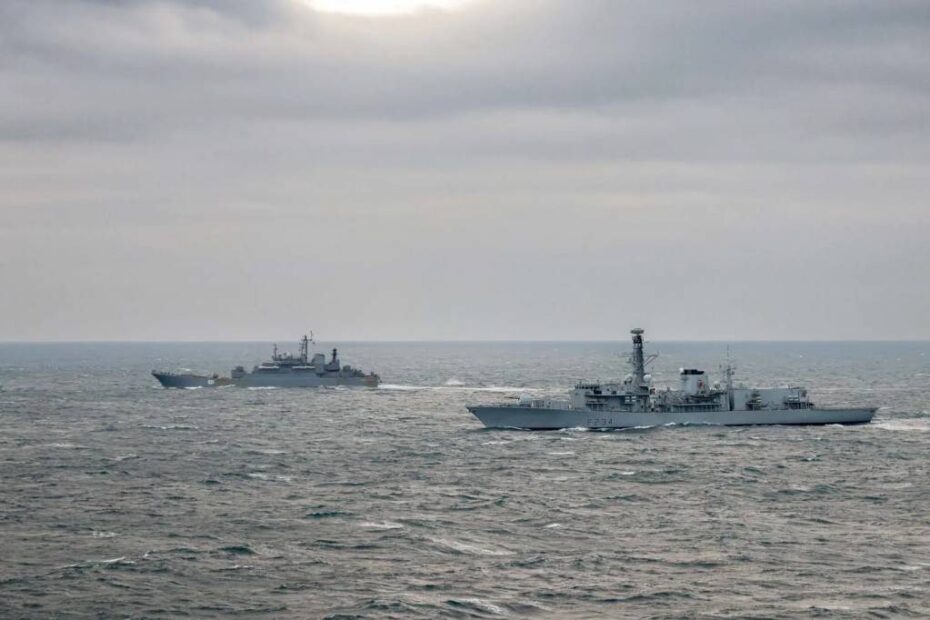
[[513, 399, 571, 409]]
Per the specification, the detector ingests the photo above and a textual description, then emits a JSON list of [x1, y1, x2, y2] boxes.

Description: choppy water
[[1, 341, 929, 618]]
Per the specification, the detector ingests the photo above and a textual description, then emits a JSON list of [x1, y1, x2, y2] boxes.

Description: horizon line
[[1, 338, 928, 345]]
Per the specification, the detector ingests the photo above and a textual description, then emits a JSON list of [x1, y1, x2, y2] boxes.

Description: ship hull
[[152, 372, 230, 389], [232, 373, 379, 388], [153, 371, 378, 389], [467, 405, 877, 430]]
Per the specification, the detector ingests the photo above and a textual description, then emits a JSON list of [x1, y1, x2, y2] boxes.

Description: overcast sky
[[2, 0, 928, 341]]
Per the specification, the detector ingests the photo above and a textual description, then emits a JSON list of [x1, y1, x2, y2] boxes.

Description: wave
[[46, 442, 89, 450], [430, 537, 514, 556], [218, 545, 255, 556], [874, 418, 930, 432], [379, 383, 544, 393], [213, 564, 253, 572], [468, 386, 544, 393], [378, 384, 424, 391], [106, 454, 139, 462], [305, 510, 352, 519], [142, 424, 199, 431], [61, 557, 136, 571], [358, 520, 404, 530], [445, 598, 508, 616]]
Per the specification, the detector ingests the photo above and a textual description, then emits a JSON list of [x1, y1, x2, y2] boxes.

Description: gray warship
[[467, 329, 876, 430], [153, 335, 380, 389]]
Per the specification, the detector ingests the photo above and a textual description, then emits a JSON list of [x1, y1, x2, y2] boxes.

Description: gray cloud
[[1, 0, 928, 340]]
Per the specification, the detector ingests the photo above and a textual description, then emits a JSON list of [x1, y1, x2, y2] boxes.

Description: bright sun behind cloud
[[306, 0, 469, 16]]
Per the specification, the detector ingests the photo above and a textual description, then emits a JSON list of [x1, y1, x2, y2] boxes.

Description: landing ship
[[153, 334, 380, 388]]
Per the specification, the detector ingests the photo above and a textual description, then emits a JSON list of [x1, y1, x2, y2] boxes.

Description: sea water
[[0, 341, 928, 618]]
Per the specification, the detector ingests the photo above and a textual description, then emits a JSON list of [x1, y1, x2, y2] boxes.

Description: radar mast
[[299, 331, 314, 364], [630, 328, 647, 393]]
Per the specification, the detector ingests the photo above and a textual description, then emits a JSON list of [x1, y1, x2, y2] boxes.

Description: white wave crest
[[874, 418, 930, 432], [431, 538, 514, 556], [378, 384, 425, 391], [359, 520, 404, 530], [379, 383, 544, 393]]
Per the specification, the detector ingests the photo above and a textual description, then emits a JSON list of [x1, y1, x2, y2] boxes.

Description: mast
[[724, 346, 734, 391], [630, 328, 648, 395], [299, 334, 309, 363], [723, 345, 736, 410]]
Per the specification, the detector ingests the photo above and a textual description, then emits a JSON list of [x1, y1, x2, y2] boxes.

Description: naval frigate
[[467, 329, 876, 430], [152, 334, 380, 388]]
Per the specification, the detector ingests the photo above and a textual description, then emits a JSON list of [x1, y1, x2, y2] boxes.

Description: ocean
[[0, 341, 928, 618]]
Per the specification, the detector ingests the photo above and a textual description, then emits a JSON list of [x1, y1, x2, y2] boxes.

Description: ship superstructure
[[467, 329, 876, 429], [230, 334, 379, 387]]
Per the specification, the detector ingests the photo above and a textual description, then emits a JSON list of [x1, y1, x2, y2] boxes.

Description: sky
[[1, 0, 928, 341]]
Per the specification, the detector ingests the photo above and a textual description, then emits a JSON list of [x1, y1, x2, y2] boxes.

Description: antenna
[[722, 345, 736, 392], [300, 332, 314, 363], [717, 345, 738, 411]]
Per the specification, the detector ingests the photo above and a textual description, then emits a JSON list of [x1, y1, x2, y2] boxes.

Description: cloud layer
[[2, 0, 929, 340]]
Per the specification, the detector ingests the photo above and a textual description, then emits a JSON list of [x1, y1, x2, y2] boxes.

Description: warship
[[152, 335, 380, 389], [467, 329, 876, 430]]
